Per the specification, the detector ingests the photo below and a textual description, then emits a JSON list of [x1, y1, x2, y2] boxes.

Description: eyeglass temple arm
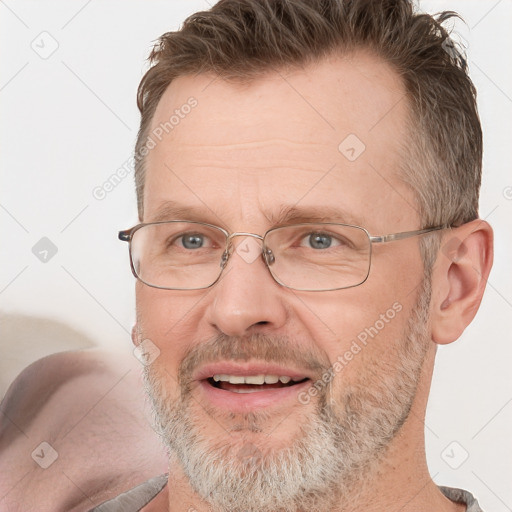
[[118, 230, 132, 242], [369, 225, 446, 244]]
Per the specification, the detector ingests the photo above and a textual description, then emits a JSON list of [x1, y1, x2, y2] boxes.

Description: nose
[[206, 236, 288, 337]]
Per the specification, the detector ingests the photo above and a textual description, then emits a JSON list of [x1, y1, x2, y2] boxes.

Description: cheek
[[298, 284, 406, 346], [299, 259, 420, 382], [317, 300, 412, 398], [135, 284, 208, 366]]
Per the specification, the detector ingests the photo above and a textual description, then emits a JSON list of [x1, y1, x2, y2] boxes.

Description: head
[[127, 0, 493, 510]]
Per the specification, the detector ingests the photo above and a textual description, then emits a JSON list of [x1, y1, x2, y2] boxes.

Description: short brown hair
[[134, 0, 481, 236]]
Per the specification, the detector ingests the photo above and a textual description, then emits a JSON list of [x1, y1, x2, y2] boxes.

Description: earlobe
[[430, 220, 493, 345]]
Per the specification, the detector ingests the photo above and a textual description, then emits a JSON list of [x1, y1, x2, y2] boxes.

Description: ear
[[131, 324, 139, 347], [430, 219, 493, 345]]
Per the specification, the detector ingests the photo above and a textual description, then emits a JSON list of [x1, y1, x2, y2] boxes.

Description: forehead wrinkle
[[165, 139, 335, 167], [171, 162, 329, 174], [170, 138, 330, 150], [159, 141, 338, 180]]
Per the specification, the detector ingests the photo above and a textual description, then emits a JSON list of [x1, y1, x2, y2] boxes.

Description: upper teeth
[[212, 374, 296, 385]]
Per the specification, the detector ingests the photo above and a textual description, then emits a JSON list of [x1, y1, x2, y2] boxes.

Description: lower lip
[[197, 379, 312, 412]]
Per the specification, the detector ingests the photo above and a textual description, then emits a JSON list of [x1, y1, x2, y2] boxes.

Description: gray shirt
[[89, 475, 484, 511]]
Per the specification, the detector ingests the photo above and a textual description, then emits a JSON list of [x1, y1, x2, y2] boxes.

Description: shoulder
[[440, 486, 485, 512], [0, 350, 168, 511]]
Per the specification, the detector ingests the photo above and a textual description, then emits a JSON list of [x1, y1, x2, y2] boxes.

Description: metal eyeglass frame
[[119, 221, 446, 292]]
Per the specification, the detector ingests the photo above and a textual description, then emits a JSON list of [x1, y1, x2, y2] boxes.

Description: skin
[[133, 51, 493, 511]]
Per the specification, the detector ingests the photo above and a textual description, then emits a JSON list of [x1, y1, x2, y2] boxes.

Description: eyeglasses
[[118, 221, 445, 292]]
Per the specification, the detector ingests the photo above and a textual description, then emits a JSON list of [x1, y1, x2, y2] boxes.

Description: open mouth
[[206, 374, 309, 393]]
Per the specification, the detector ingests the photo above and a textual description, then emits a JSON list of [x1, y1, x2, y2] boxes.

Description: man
[[99, 0, 493, 509], [0, 0, 494, 511]]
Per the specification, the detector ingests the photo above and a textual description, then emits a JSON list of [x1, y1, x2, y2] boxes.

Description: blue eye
[[307, 233, 333, 249], [181, 233, 205, 249]]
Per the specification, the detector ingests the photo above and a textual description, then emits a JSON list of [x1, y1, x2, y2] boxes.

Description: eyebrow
[[148, 201, 366, 228], [266, 204, 366, 227], [149, 201, 222, 224]]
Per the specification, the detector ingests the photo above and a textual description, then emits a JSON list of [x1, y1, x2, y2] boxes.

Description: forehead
[[144, 52, 417, 231]]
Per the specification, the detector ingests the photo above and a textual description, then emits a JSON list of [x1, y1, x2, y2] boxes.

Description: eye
[[176, 232, 210, 250], [301, 232, 341, 250]]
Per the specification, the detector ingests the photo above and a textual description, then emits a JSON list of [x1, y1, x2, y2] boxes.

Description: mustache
[[178, 332, 330, 386]]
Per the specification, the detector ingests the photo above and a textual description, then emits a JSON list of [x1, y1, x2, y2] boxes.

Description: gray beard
[[142, 279, 431, 512]]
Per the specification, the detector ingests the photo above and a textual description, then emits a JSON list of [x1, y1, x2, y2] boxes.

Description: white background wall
[[1, 0, 511, 509]]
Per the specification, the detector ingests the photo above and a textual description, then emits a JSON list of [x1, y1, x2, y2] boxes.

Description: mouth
[[207, 374, 309, 393], [194, 362, 313, 412]]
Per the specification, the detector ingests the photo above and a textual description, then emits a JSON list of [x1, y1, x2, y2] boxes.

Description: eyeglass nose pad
[[220, 248, 230, 269], [263, 247, 275, 266]]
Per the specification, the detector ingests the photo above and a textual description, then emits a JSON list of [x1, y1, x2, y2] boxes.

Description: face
[[135, 52, 432, 511]]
